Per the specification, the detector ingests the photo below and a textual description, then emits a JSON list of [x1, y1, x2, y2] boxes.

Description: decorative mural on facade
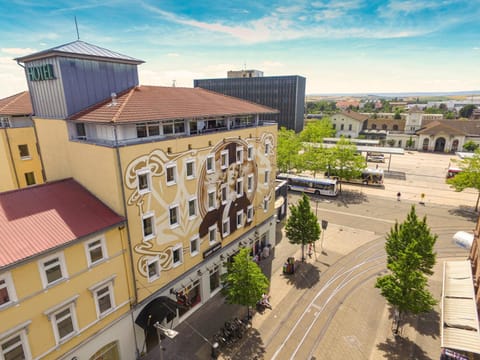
[[124, 132, 275, 279]]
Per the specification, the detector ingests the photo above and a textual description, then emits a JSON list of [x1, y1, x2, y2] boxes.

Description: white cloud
[[167, 53, 180, 57], [1, 48, 36, 56]]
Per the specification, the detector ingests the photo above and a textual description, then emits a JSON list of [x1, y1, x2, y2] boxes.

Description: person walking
[[397, 192, 401, 201]]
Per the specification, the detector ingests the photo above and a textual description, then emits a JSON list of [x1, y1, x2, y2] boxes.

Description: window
[[208, 189, 216, 210], [236, 210, 244, 228], [332, 124, 336, 130], [147, 257, 160, 282], [247, 205, 254, 222], [136, 122, 160, 138], [39, 254, 67, 288], [247, 145, 254, 160], [51, 304, 77, 343], [85, 238, 107, 266], [393, 124, 399, 131], [247, 174, 254, 192], [348, 124, 352, 131], [221, 150, 228, 169], [169, 205, 179, 227], [142, 213, 155, 240], [209, 225, 216, 245], [0, 117, 11, 128], [18, 145, 30, 159], [265, 142, 271, 155], [264, 170, 270, 185], [209, 265, 220, 293], [94, 284, 114, 316], [1, 332, 30, 360], [172, 245, 183, 267], [137, 169, 151, 194], [190, 236, 199, 256], [188, 197, 197, 218], [236, 178, 243, 197], [263, 197, 269, 212], [371, 124, 377, 130], [221, 184, 227, 204], [76, 123, 86, 139], [166, 164, 177, 185], [24, 172, 35, 186], [186, 159, 195, 179], [340, 124, 344, 130], [382, 124, 388, 130], [0, 273, 16, 308], [206, 154, 214, 173], [222, 219, 230, 237], [236, 147, 243, 164]]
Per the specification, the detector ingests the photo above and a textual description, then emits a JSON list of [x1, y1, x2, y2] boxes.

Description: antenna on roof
[[172, 80, 176, 87], [74, 16, 80, 40]]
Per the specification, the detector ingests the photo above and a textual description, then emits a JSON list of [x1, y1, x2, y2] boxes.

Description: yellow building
[[0, 91, 44, 191], [0, 179, 137, 360], [14, 40, 280, 356]]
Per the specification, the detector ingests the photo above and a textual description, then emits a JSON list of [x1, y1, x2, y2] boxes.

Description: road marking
[[313, 207, 396, 224]]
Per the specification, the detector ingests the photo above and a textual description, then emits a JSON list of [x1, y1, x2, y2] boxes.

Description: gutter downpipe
[[4, 127, 20, 188], [113, 124, 140, 356]]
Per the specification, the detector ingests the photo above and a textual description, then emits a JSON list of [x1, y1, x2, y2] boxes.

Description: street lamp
[[154, 322, 178, 360]]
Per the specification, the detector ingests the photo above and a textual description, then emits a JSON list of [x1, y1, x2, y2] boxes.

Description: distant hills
[[308, 90, 480, 99]]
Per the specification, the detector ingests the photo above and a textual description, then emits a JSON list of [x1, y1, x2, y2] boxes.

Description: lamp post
[[154, 322, 179, 360]]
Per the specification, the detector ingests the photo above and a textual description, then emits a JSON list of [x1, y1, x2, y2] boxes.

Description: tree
[[393, 110, 401, 120], [406, 137, 414, 149], [326, 138, 366, 191], [463, 140, 479, 152], [277, 127, 301, 173], [285, 193, 321, 261], [375, 206, 437, 333], [299, 118, 335, 143], [222, 248, 269, 318], [447, 149, 480, 211], [299, 144, 328, 177], [459, 104, 477, 118]]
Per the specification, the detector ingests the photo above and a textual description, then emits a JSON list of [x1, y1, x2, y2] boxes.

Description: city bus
[[276, 174, 338, 197]]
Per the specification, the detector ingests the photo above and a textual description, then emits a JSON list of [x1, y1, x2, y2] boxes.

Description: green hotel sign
[[27, 64, 55, 81]]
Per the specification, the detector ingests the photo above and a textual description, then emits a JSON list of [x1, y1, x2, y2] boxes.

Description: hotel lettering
[[27, 64, 55, 81]]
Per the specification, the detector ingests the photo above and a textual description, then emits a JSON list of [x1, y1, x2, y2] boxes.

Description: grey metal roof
[[15, 40, 144, 64]]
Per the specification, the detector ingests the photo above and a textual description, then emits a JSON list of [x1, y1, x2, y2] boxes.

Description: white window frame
[[0, 329, 31, 360], [208, 225, 217, 245], [147, 256, 160, 283], [137, 168, 151, 195], [18, 144, 31, 160], [142, 212, 156, 241], [85, 237, 108, 267], [172, 244, 183, 268], [39, 252, 68, 289], [236, 147, 244, 164], [263, 197, 269, 212], [264, 170, 270, 185], [236, 210, 244, 228], [169, 204, 179, 228], [185, 159, 196, 179], [236, 178, 243, 198], [222, 219, 230, 237], [221, 184, 227, 205], [206, 154, 215, 174], [0, 272, 17, 309], [247, 205, 254, 222], [247, 145, 254, 161], [88, 276, 116, 319], [188, 197, 197, 219], [220, 150, 229, 170], [207, 189, 216, 210], [44, 298, 79, 345], [166, 163, 177, 186], [190, 236, 199, 257], [247, 174, 254, 193], [265, 142, 271, 155]]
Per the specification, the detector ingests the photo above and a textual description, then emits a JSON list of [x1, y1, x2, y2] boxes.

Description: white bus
[[276, 174, 338, 197]]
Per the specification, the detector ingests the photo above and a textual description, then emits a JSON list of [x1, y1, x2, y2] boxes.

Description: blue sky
[[1, 0, 479, 98]]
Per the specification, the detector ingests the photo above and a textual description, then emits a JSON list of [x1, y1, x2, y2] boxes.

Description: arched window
[[90, 341, 120, 360], [382, 124, 387, 130], [393, 125, 399, 131], [372, 124, 377, 130]]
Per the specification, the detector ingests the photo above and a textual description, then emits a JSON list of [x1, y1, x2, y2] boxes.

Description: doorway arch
[[451, 139, 459, 152], [434, 137, 446, 152], [422, 138, 429, 151]]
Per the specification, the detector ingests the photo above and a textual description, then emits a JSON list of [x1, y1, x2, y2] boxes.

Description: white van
[[452, 231, 474, 249]]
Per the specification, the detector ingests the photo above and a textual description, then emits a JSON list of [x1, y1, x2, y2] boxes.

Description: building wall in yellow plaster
[[119, 124, 277, 302], [0, 227, 132, 359], [0, 130, 17, 191]]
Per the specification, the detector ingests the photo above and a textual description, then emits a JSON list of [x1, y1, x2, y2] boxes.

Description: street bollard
[[211, 342, 219, 359]]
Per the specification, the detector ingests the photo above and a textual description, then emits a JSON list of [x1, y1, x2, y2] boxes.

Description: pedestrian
[[420, 193, 425, 205], [308, 243, 313, 258], [397, 192, 401, 201]]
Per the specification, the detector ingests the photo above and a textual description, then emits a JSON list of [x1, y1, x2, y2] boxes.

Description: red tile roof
[[0, 91, 33, 116], [69, 85, 278, 123], [0, 179, 124, 268]]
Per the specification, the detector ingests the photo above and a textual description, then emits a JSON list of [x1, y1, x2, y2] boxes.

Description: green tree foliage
[[222, 248, 269, 315], [375, 206, 437, 333], [393, 110, 401, 120], [285, 193, 321, 261], [300, 144, 330, 177], [447, 149, 480, 211], [306, 100, 337, 114], [299, 118, 335, 143], [463, 140, 479, 152], [459, 105, 477, 118], [277, 127, 301, 173]]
